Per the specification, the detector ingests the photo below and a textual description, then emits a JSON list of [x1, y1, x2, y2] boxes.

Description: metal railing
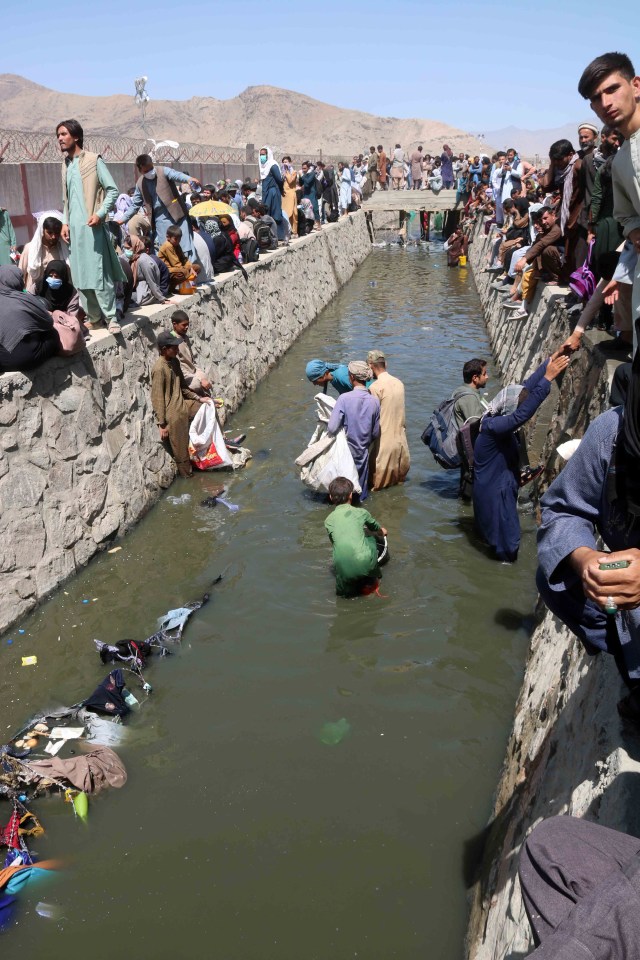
[[0, 128, 352, 169], [0, 128, 249, 165]]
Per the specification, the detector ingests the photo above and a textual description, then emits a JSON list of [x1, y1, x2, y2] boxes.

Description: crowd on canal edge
[[2, 49, 640, 957]]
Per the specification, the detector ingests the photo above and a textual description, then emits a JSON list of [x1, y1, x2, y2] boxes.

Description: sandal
[[108, 320, 122, 334]]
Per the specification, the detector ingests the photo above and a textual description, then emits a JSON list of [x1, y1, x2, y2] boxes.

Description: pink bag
[[569, 241, 596, 303], [52, 310, 86, 356]]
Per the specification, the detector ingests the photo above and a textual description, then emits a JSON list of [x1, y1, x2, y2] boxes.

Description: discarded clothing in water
[[4, 864, 56, 895], [25, 745, 127, 794], [83, 670, 130, 718], [93, 638, 167, 669], [0, 892, 16, 931], [0, 810, 42, 850]]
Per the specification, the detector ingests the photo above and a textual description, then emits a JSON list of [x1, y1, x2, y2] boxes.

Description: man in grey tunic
[[118, 154, 200, 260]]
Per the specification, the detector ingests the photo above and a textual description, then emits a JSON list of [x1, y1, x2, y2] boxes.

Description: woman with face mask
[[36, 260, 82, 319], [258, 147, 285, 241]]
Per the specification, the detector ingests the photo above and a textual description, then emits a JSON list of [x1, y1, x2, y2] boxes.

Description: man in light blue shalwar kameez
[[57, 119, 126, 333]]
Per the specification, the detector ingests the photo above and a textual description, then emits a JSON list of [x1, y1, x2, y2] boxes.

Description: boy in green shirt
[[325, 477, 388, 597]]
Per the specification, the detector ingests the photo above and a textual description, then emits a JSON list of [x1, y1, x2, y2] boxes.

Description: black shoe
[[519, 464, 544, 487]]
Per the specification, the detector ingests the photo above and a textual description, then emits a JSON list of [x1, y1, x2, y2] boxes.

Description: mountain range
[[1, 75, 586, 160]]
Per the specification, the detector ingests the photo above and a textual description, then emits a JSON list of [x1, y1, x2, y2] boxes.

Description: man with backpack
[[247, 201, 278, 251], [451, 359, 489, 499], [422, 359, 488, 499]]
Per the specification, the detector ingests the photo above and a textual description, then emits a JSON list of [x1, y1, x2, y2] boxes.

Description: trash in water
[[216, 498, 240, 513], [200, 497, 218, 508], [319, 718, 351, 745], [167, 494, 192, 505], [18, 629, 25, 635], [7, 639, 13, 645], [22, 656, 38, 667], [82, 600, 89, 604], [107, 546, 122, 554], [369, 280, 378, 286], [36, 902, 65, 920]]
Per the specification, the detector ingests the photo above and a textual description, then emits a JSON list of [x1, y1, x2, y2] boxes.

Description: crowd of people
[[1, 50, 640, 956], [304, 52, 640, 959]]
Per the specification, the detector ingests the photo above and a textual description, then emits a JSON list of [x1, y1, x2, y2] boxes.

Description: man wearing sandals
[[57, 118, 125, 335]]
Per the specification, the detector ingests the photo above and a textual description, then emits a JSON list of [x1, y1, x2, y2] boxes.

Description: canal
[[2, 242, 539, 958]]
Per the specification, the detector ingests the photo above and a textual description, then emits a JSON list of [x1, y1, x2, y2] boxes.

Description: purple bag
[[569, 240, 596, 302]]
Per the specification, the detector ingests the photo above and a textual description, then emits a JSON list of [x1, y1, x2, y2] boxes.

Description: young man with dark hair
[[325, 477, 387, 597], [56, 118, 126, 333], [540, 140, 586, 280], [579, 52, 640, 336]]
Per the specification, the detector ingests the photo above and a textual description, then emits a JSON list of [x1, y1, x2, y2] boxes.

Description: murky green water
[[2, 244, 538, 958]]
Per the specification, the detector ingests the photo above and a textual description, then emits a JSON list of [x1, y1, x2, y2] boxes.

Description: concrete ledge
[[0, 213, 371, 634], [465, 220, 640, 959]]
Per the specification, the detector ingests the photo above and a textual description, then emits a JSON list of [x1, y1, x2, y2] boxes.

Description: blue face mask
[[45, 277, 63, 289], [124, 249, 134, 259]]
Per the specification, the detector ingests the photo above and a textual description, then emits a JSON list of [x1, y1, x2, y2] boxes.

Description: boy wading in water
[[324, 477, 388, 597]]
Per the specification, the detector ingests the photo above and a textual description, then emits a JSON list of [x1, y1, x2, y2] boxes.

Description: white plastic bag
[[188, 403, 233, 470], [295, 393, 361, 494]]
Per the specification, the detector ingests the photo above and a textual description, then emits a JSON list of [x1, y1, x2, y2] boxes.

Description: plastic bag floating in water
[[167, 494, 191, 505], [319, 718, 351, 745]]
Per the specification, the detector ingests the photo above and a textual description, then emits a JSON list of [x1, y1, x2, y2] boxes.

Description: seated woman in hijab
[[0, 265, 61, 372], [305, 359, 353, 396], [537, 347, 640, 721], [36, 260, 83, 319], [473, 350, 569, 562]]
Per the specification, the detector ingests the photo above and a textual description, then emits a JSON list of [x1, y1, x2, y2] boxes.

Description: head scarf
[[27, 210, 68, 276], [348, 360, 372, 383], [483, 384, 524, 419], [37, 260, 75, 310], [0, 265, 54, 353], [258, 147, 275, 181], [129, 236, 144, 286], [306, 359, 340, 383], [556, 153, 579, 234]]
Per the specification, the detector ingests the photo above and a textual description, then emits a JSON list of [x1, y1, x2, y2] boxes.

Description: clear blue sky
[[5, 0, 638, 132]]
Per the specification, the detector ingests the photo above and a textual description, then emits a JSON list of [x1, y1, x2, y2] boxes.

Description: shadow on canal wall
[[0, 213, 371, 635], [465, 221, 640, 959]]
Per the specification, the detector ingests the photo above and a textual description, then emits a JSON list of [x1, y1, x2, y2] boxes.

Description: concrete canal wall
[[466, 223, 640, 958], [0, 213, 371, 635]]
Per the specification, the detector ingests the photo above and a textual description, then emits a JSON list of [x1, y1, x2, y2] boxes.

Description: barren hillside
[[0, 74, 490, 157]]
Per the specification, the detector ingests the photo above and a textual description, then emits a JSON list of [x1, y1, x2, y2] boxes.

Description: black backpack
[[241, 237, 259, 263], [421, 397, 461, 469], [254, 222, 273, 250]]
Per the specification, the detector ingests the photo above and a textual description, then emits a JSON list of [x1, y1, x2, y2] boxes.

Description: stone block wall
[[465, 223, 640, 959], [0, 214, 371, 634]]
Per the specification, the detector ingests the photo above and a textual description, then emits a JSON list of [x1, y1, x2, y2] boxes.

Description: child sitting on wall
[[158, 224, 200, 293], [324, 477, 388, 597]]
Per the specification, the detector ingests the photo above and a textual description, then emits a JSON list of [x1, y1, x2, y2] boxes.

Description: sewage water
[[2, 244, 539, 958]]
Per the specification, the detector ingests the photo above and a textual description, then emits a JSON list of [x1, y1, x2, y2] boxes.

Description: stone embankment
[[0, 214, 371, 635], [466, 223, 640, 958]]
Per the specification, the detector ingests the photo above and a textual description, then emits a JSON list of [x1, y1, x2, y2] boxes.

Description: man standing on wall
[[578, 52, 640, 341], [118, 154, 200, 260], [57, 119, 125, 334], [0, 204, 17, 266]]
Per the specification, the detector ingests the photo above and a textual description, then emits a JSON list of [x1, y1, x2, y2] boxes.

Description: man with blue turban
[[305, 359, 352, 395]]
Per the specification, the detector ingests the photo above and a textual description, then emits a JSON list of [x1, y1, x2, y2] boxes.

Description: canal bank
[[466, 222, 640, 959], [3, 241, 537, 958], [0, 213, 371, 635]]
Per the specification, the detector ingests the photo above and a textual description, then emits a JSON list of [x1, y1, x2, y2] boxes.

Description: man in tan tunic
[[151, 331, 209, 477], [367, 349, 410, 490]]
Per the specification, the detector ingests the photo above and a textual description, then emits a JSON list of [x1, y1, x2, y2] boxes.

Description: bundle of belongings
[[0, 580, 219, 932], [295, 393, 361, 494]]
